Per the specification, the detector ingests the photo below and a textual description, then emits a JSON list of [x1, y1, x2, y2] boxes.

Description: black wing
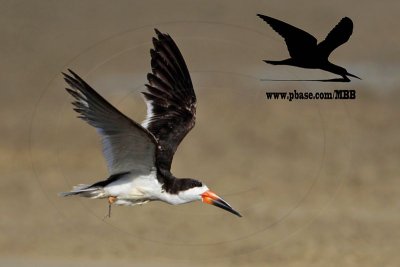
[[64, 69, 158, 175], [257, 14, 318, 59], [318, 17, 353, 58], [142, 29, 196, 171]]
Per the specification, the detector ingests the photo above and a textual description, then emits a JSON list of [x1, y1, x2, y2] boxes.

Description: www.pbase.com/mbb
[[266, 89, 356, 101]]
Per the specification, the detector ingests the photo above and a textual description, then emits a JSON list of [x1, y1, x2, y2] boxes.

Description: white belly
[[103, 170, 162, 206]]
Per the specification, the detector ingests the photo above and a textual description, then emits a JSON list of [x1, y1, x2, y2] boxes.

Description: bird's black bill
[[201, 190, 242, 217], [211, 198, 242, 217], [347, 73, 362, 80]]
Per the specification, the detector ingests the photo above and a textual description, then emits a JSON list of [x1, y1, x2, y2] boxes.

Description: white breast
[[103, 170, 163, 205], [102, 172, 209, 206]]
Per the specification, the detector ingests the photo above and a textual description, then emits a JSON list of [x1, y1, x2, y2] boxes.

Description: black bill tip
[[211, 198, 242, 217]]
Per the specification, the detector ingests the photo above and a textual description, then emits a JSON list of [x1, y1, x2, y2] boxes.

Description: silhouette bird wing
[[142, 29, 196, 171], [257, 14, 317, 59], [318, 17, 353, 58], [63, 70, 157, 175]]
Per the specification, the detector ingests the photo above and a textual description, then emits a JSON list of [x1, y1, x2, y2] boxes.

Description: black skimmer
[[59, 29, 242, 218], [257, 14, 361, 82]]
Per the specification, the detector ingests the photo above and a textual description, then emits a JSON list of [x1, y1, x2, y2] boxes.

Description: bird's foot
[[103, 196, 117, 219]]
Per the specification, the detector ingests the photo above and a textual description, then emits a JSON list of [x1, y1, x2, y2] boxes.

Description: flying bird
[[257, 14, 361, 82], [60, 29, 241, 218]]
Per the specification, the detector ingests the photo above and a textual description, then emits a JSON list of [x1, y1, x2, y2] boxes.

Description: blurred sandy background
[[1, 0, 400, 266]]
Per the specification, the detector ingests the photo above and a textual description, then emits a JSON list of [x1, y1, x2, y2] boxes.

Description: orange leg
[[106, 196, 117, 218]]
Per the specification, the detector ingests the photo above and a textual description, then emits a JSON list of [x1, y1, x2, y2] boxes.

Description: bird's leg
[[104, 196, 117, 219]]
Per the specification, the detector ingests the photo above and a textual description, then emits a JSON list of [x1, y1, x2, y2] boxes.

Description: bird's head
[[339, 67, 362, 81], [176, 179, 242, 217], [323, 64, 361, 81]]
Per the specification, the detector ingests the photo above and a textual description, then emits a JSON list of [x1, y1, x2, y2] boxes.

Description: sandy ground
[[1, 1, 400, 266]]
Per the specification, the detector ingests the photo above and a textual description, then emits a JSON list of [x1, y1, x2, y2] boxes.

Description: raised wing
[[142, 29, 196, 171], [318, 17, 353, 58], [63, 69, 157, 175], [257, 14, 318, 59]]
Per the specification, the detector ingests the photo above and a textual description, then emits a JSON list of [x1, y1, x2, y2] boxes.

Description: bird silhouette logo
[[257, 14, 361, 82]]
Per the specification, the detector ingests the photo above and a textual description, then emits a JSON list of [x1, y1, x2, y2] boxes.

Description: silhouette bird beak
[[201, 190, 242, 217], [347, 72, 362, 80]]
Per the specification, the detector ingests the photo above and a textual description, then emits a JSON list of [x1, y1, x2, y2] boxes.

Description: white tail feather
[[58, 184, 105, 198]]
